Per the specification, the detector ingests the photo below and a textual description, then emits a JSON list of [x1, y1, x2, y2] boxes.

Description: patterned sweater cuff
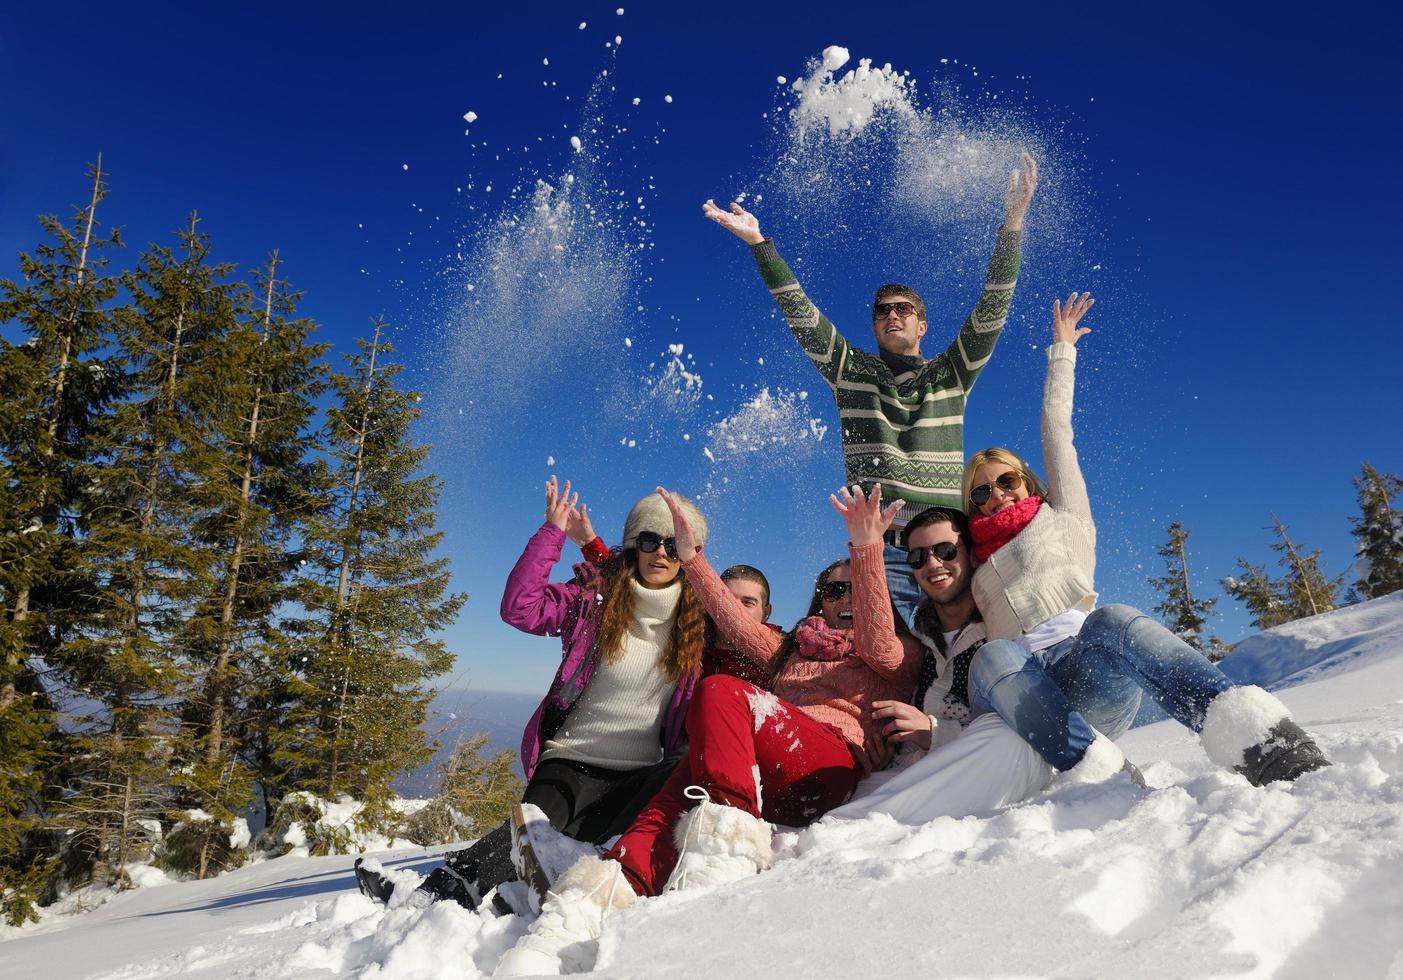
[[750, 238, 781, 266], [1048, 341, 1078, 364]]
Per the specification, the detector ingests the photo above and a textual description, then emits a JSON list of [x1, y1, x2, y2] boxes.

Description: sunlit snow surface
[[4, 594, 1402, 978]]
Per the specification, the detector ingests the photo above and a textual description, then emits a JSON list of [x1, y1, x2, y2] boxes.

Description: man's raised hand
[[1003, 151, 1038, 230], [655, 487, 702, 562], [702, 199, 764, 245], [829, 483, 904, 548]]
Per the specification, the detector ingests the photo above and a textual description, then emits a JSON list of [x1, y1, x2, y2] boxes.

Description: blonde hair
[[962, 447, 1048, 515]]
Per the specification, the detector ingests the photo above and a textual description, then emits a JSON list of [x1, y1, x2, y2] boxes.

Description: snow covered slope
[[4, 599, 1401, 979]]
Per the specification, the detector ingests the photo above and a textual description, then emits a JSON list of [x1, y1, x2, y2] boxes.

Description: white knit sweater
[[971, 342, 1099, 642], [539, 577, 680, 770]]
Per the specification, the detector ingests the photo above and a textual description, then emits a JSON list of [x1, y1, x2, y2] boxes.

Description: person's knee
[[1088, 604, 1141, 630], [968, 639, 1032, 693], [695, 673, 753, 704]]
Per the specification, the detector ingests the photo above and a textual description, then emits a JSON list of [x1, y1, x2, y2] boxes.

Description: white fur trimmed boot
[[1200, 686, 1329, 786], [663, 788, 774, 892], [1047, 731, 1145, 789], [493, 855, 636, 977]]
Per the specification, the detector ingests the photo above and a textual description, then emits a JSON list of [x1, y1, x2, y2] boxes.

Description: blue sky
[[3, 3, 1400, 697]]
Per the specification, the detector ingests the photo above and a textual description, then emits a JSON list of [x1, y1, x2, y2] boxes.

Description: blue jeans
[[967, 604, 1236, 771], [883, 543, 924, 631]]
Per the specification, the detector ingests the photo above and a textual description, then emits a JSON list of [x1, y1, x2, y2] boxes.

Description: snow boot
[[353, 857, 396, 904], [1046, 731, 1143, 790], [663, 787, 773, 892], [493, 855, 637, 977], [415, 864, 480, 910], [510, 803, 552, 916], [1199, 686, 1330, 786]]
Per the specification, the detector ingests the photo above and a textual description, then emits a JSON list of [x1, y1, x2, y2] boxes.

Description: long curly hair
[[591, 547, 706, 683]]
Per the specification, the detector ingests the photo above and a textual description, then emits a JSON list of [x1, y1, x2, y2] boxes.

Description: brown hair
[[720, 564, 771, 608], [872, 283, 927, 322], [591, 548, 706, 683]]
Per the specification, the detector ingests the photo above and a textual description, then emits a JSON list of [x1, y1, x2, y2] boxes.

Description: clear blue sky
[[3, 3, 1400, 697]]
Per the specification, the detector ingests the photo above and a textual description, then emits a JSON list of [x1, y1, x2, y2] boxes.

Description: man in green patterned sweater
[[702, 151, 1037, 623]]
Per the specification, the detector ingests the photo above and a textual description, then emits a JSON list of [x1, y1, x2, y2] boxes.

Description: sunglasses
[[905, 541, 960, 568], [635, 531, 679, 559], [872, 301, 918, 320], [817, 580, 851, 601], [969, 471, 1025, 508]]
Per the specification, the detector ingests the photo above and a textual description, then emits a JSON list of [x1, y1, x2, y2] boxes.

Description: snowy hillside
[[3, 597, 1401, 979]]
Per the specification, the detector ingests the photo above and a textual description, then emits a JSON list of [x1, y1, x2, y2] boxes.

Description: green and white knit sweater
[[750, 226, 1022, 528]]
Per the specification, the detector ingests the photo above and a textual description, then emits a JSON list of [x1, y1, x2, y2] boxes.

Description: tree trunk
[[204, 252, 278, 777]]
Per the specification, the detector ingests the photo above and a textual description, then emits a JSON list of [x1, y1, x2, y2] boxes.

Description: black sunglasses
[[635, 531, 680, 559], [969, 471, 1025, 508], [905, 541, 960, 568], [817, 580, 851, 601]]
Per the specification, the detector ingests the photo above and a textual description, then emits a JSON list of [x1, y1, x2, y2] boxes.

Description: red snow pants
[[606, 674, 861, 896]]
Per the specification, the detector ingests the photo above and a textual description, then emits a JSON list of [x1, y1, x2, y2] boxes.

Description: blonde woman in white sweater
[[960, 293, 1328, 787]]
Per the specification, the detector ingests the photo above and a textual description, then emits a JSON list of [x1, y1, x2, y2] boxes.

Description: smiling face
[[905, 521, 971, 606], [818, 565, 853, 630], [971, 461, 1030, 517], [871, 293, 928, 357], [634, 545, 681, 589]]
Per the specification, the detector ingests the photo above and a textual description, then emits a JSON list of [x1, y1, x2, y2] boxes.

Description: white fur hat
[[622, 492, 708, 549]]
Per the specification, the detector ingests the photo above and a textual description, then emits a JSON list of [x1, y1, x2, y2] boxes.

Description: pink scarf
[[969, 495, 1043, 562], [794, 615, 854, 661]]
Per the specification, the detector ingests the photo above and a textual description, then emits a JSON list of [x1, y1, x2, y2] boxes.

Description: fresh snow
[[3, 597, 1401, 978]]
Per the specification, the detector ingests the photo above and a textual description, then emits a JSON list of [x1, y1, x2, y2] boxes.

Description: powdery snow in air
[[3, 597, 1401, 977], [569, 135, 582, 152], [463, 110, 478, 123], [705, 387, 829, 463]]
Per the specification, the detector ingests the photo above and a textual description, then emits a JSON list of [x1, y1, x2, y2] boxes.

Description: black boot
[[353, 857, 397, 904], [415, 864, 481, 911], [1237, 719, 1330, 786]]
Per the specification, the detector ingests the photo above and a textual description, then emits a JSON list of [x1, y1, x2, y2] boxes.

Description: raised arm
[[500, 477, 589, 635], [1042, 293, 1095, 536], [656, 487, 783, 666], [829, 484, 925, 684], [946, 152, 1036, 393], [702, 199, 852, 390]]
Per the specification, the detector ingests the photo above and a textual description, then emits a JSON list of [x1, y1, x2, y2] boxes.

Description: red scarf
[[969, 495, 1043, 562], [794, 615, 854, 661]]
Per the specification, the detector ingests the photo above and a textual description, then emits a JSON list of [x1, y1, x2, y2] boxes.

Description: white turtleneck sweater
[[538, 576, 681, 770]]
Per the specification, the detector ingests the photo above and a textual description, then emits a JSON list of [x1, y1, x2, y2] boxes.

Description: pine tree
[[1223, 559, 1289, 630], [275, 318, 464, 830], [1350, 463, 1403, 599], [0, 157, 124, 918], [396, 734, 523, 845], [54, 215, 238, 887], [1269, 514, 1345, 621], [1148, 521, 1218, 653], [174, 252, 327, 877], [1226, 517, 1346, 631]]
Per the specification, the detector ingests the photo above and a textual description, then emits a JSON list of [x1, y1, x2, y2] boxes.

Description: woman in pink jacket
[[496, 488, 923, 977]]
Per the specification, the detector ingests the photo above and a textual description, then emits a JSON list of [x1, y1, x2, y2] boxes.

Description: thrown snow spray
[[437, 173, 635, 440], [704, 388, 828, 464]]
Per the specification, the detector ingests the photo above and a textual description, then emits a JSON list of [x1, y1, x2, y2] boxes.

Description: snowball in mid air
[[570, 135, 582, 152], [822, 45, 850, 72], [463, 110, 478, 123]]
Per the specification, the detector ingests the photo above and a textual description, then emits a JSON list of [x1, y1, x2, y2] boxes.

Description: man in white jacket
[[828, 506, 1056, 824]]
